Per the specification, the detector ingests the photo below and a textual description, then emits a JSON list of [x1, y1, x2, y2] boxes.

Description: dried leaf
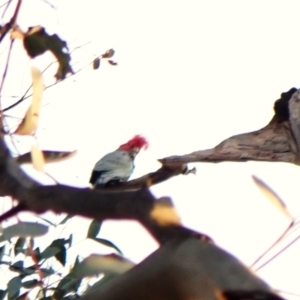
[[150, 197, 182, 226], [101, 49, 115, 58], [10, 26, 25, 40], [252, 175, 293, 220], [15, 67, 43, 135], [108, 60, 117, 66], [30, 144, 45, 172], [93, 57, 100, 70], [23, 26, 74, 80], [16, 150, 77, 164]]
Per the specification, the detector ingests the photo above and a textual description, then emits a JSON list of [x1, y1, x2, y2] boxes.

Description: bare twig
[[2, 43, 101, 113], [0, 0, 22, 44]]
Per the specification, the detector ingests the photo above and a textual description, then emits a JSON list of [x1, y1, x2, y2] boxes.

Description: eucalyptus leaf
[[0, 223, 48, 242], [14, 237, 26, 256], [92, 237, 122, 255], [71, 254, 134, 279], [8, 276, 21, 300], [87, 220, 102, 238]]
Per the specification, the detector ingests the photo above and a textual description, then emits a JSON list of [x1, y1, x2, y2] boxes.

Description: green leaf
[[71, 254, 134, 279], [0, 290, 7, 300], [9, 261, 24, 273], [39, 267, 56, 278], [21, 279, 40, 289], [53, 275, 81, 299], [8, 276, 21, 300], [21, 266, 36, 276], [92, 238, 122, 255], [0, 245, 5, 261], [87, 220, 102, 238], [82, 273, 117, 296], [67, 234, 73, 247], [14, 237, 26, 256], [0, 223, 48, 242], [52, 239, 67, 266], [40, 246, 60, 260], [55, 245, 66, 266]]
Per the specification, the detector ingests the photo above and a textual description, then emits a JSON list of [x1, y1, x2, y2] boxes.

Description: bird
[[89, 135, 148, 188]]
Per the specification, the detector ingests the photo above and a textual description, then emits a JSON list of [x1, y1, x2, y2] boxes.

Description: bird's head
[[118, 135, 148, 157]]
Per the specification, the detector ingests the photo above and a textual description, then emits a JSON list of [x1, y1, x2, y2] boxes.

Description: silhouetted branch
[[80, 238, 284, 300]]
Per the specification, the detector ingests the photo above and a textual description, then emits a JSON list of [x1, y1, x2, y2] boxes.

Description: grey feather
[[91, 150, 134, 186]]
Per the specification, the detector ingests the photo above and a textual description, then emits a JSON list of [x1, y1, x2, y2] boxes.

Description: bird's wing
[[93, 151, 132, 171], [91, 151, 134, 185]]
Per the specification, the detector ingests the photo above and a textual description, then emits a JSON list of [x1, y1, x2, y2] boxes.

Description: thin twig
[[0, 0, 22, 44], [250, 221, 294, 268], [255, 231, 300, 271], [3, 42, 94, 112]]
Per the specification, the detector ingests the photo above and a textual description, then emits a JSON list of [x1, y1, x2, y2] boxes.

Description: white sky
[[2, 0, 300, 299]]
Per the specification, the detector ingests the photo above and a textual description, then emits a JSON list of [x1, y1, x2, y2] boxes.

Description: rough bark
[[160, 88, 300, 167]]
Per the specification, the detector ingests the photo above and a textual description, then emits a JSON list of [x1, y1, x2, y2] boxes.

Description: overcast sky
[[2, 0, 300, 299]]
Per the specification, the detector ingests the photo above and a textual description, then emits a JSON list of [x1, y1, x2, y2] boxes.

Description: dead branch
[[160, 88, 300, 167]]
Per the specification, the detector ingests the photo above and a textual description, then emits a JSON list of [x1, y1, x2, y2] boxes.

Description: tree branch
[[160, 88, 300, 166], [80, 238, 284, 300]]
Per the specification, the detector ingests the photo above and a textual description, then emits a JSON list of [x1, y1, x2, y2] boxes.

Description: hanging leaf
[[107, 60, 117, 66], [15, 67, 43, 135], [16, 150, 77, 165], [87, 220, 102, 238], [92, 238, 122, 255], [14, 237, 26, 256], [71, 254, 134, 278], [93, 57, 100, 70], [252, 175, 293, 220], [40, 245, 61, 260], [0, 222, 48, 242], [53, 245, 66, 266], [0, 245, 5, 261], [9, 261, 24, 273], [67, 234, 73, 247], [8, 276, 22, 300], [101, 49, 115, 58], [53, 275, 82, 299], [21, 279, 40, 289], [0, 290, 6, 300], [81, 273, 117, 296], [31, 144, 45, 172], [23, 26, 74, 80], [40, 239, 67, 266]]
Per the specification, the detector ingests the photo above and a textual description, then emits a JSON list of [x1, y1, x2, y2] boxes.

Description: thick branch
[[98, 163, 191, 191], [160, 121, 300, 165], [160, 88, 300, 166], [80, 238, 284, 300]]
